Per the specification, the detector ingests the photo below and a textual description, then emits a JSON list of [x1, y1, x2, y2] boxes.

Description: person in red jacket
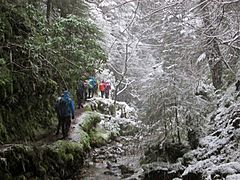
[[99, 80, 105, 98]]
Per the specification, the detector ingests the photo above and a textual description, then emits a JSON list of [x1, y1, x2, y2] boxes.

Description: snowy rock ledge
[[182, 86, 240, 180], [87, 97, 141, 135]]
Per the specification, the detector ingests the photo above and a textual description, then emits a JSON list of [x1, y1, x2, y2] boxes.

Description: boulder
[[142, 162, 185, 180], [142, 141, 190, 164]]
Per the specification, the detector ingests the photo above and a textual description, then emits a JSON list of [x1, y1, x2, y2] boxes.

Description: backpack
[[57, 98, 70, 117], [88, 79, 94, 89]]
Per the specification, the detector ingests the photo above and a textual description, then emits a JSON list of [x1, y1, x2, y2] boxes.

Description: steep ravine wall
[[141, 85, 240, 180]]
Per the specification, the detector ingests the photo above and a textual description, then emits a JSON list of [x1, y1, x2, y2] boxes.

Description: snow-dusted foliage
[[182, 84, 240, 179], [87, 2, 240, 177], [79, 1, 240, 179], [131, 0, 217, 144], [87, 1, 141, 103], [87, 97, 141, 136]]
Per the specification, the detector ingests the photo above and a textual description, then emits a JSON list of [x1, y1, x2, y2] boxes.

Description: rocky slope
[[140, 84, 240, 180], [181, 85, 240, 180]]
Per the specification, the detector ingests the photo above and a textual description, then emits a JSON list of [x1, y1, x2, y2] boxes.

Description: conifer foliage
[[0, 0, 107, 142]]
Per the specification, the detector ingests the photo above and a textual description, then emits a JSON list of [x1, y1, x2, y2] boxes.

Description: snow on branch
[[189, 0, 210, 12], [108, 63, 122, 76], [112, 0, 138, 10], [117, 79, 135, 96], [140, 2, 180, 20], [216, 0, 240, 5], [220, 34, 240, 46], [108, 0, 140, 53]]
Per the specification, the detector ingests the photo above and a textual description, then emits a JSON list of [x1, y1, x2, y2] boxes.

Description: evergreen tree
[[0, 0, 106, 142]]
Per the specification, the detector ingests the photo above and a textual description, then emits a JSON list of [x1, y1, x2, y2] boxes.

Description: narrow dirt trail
[[30, 108, 85, 146], [68, 108, 85, 141]]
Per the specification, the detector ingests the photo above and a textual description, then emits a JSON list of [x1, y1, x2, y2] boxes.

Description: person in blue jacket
[[55, 90, 75, 138], [88, 76, 97, 98]]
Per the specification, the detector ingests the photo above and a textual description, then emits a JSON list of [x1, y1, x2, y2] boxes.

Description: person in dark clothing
[[88, 77, 95, 98], [55, 90, 75, 138], [83, 80, 88, 101], [76, 80, 84, 109]]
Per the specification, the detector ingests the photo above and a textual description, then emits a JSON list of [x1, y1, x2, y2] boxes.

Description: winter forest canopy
[[1, 0, 240, 179], [92, 0, 240, 142]]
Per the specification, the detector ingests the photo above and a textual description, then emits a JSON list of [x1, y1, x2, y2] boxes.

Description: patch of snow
[[226, 174, 240, 180], [99, 0, 117, 7], [211, 162, 240, 177], [196, 53, 206, 64], [182, 159, 215, 179]]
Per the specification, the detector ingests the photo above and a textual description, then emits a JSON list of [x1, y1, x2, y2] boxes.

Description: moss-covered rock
[[89, 127, 111, 147], [81, 112, 101, 133], [94, 99, 116, 116], [0, 141, 86, 179], [84, 104, 93, 112], [78, 129, 91, 150]]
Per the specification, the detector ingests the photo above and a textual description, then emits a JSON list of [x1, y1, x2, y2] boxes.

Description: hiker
[[83, 80, 88, 101], [93, 79, 98, 96], [104, 81, 111, 99], [99, 80, 105, 98], [88, 77, 96, 98], [55, 90, 75, 138], [76, 80, 84, 109]]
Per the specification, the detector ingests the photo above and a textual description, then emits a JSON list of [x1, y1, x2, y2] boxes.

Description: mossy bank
[[0, 112, 110, 179]]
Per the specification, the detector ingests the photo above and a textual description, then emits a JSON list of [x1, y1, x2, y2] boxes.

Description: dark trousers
[[77, 95, 83, 109], [88, 88, 94, 98], [84, 91, 87, 101], [105, 92, 109, 99], [56, 116, 62, 135], [100, 91, 104, 98], [56, 116, 71, 138]]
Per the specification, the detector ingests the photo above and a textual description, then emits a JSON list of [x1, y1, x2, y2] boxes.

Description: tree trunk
[[114, 44, 128, 105], [169, 117, 175, 143], [59, 0, 67, 18], [175, 98, 181, 144], [200, 0, 223, 89], [208, 40, 223, 89], [163, 103, 168, 138], [46, 0, 52, 24]]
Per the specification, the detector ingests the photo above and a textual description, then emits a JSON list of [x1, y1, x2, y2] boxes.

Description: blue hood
[[63, 90, 70, 99]]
